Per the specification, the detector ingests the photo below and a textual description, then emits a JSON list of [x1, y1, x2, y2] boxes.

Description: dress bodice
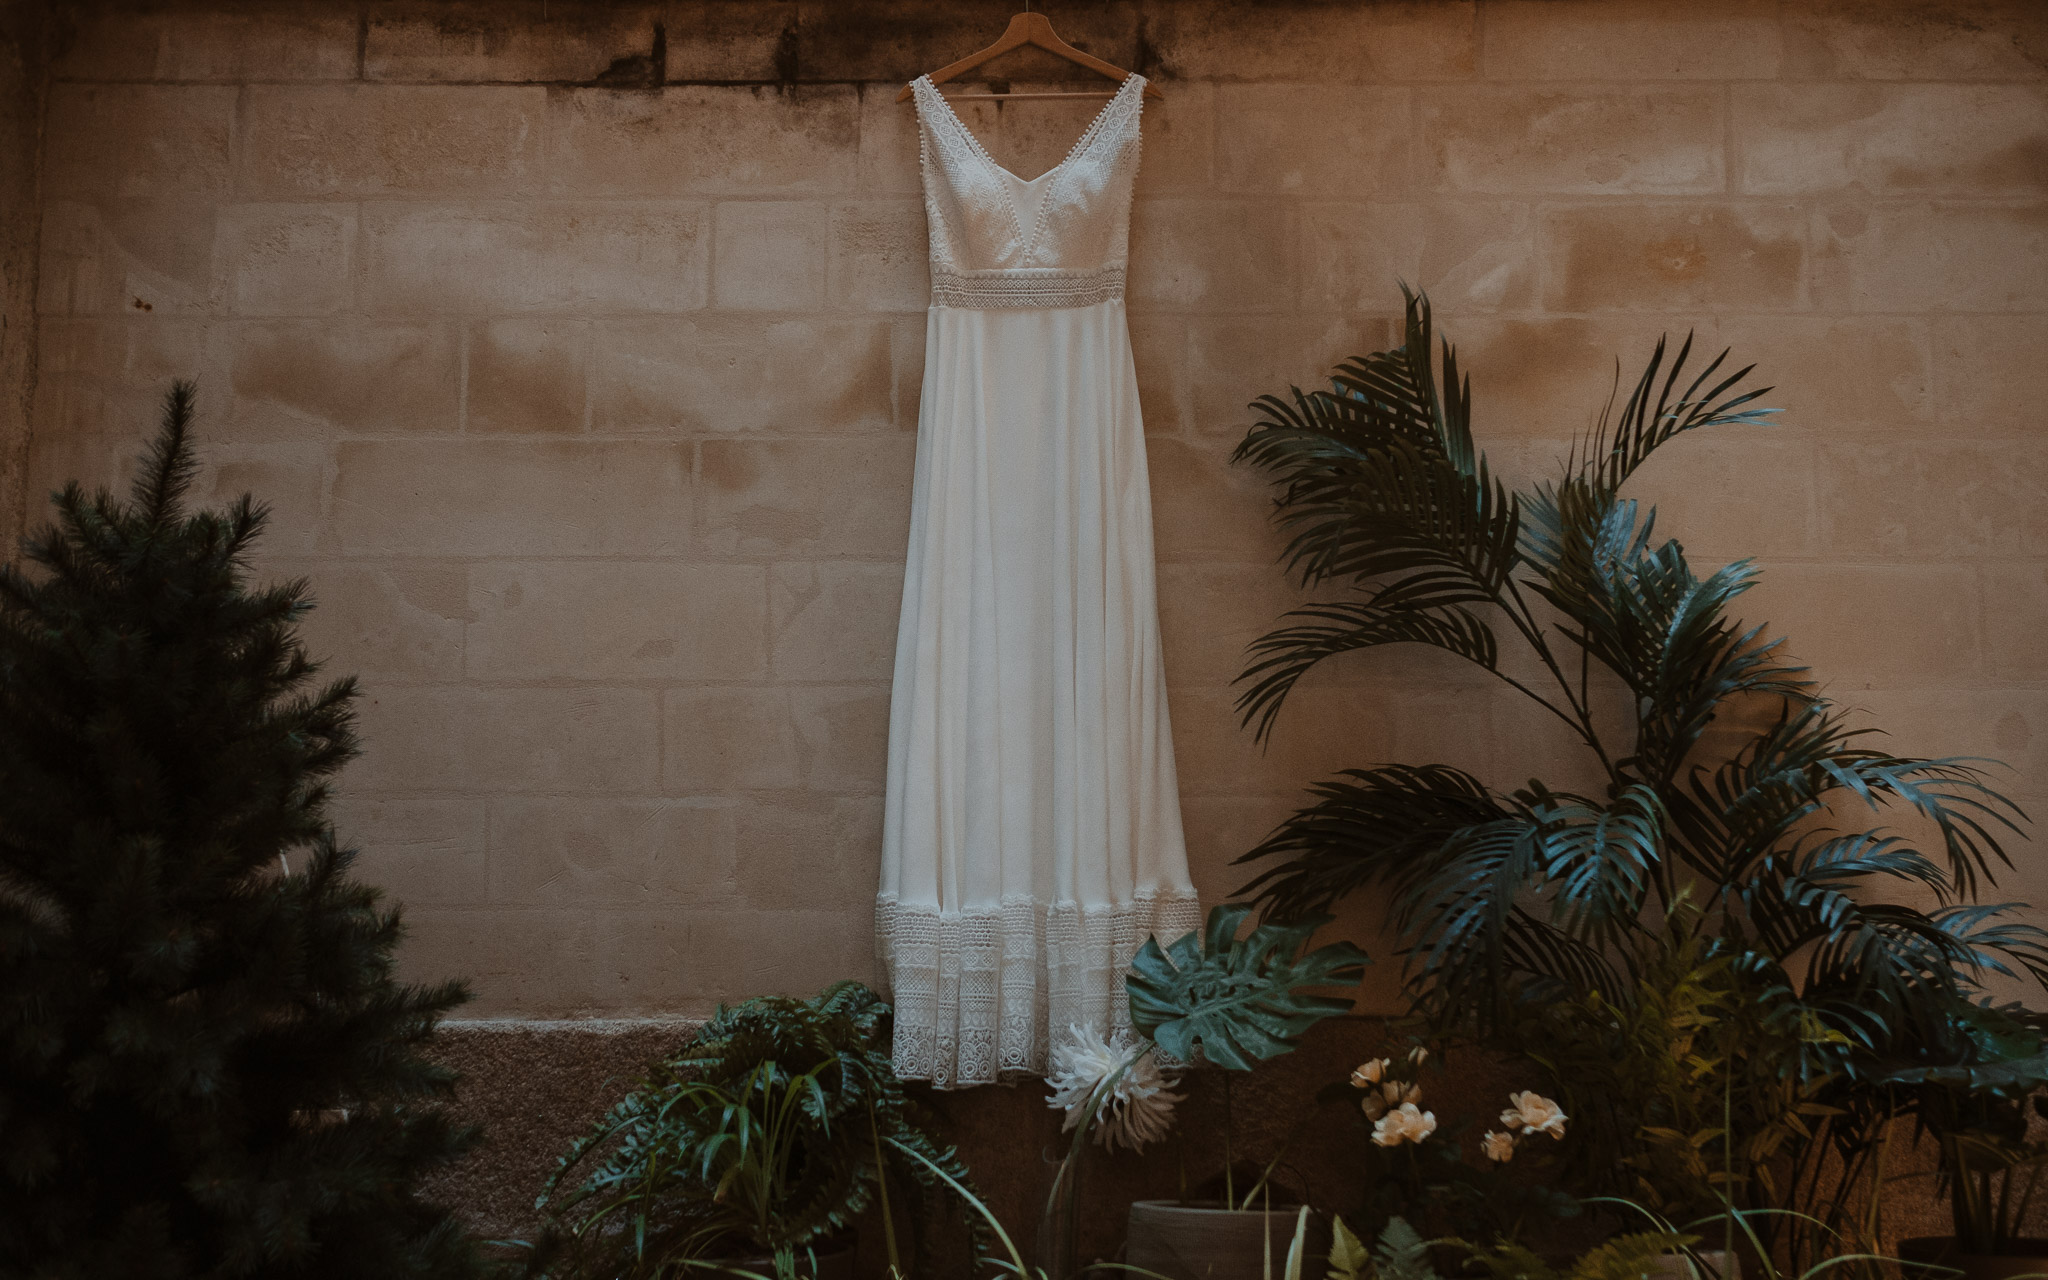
[[910, 73, 1144, 309]]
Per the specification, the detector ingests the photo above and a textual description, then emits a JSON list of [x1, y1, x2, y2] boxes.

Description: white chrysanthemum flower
[[1480, 1130, 1516, 1163], [1350, 1058, 1390, 1088], [1501, 1090, 1567, 1139], [1045, 1024, 1182, 1153], [1370, 1102, 1437, 1147]]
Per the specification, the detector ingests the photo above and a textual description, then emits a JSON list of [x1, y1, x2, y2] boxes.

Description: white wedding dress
[[877, 73, 1201, 1089]]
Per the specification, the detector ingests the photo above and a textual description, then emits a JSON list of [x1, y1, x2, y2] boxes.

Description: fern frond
[[1374, 1216, 1440, 1280]]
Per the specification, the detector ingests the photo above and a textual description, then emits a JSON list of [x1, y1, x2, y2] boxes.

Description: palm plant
[[1228, 287, 2048, 1248]]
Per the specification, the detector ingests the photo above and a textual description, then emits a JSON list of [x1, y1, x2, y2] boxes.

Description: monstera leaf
[[1126, 903, 1370, 1070]]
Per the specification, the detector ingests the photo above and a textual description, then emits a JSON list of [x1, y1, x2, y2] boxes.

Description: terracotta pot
[[697, 1240, 857, 1280], [1898, 1237, 2048, 1280], [1126, 1200, 1332, 1280]]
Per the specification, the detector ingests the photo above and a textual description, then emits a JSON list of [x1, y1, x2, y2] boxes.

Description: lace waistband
[[930, 266, 1125, 310]]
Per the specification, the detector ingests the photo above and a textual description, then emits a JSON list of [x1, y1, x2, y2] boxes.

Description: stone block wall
[[19, 0, 2048, 1010], [7, 0, 2048, 1245], [1, 0, 53, 530]]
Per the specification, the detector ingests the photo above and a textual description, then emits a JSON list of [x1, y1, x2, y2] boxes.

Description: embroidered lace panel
[[930, 266, 1126, 309], [876, 891, 1204, 1089]]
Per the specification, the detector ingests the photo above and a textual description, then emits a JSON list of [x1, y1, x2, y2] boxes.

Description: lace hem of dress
[[931, 266, 1126, 310], [875, 890, 1204, 1089]]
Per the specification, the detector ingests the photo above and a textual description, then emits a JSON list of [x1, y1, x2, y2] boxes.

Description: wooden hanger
[[895, 10, 1163, 103]]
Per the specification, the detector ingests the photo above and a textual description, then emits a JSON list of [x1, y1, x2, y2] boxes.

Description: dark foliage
[[1127, 902, 1369, 1071], [1230, 288, 2045, 1066], [0, 384, 489, 1280], [537, 981, 992, 1280], [1227, 289, 2048, 1252]]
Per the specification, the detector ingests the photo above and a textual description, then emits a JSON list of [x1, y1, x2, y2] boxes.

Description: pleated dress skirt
[[877, 294, 1201, 1089]]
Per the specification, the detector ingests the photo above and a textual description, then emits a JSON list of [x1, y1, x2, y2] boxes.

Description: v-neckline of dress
[[916, 73, 1143, 254]]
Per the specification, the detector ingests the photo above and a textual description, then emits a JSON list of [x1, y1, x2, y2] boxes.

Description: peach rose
[[1501, 1091, 1566, 1139], [1371, 1102, 1437, 1147]]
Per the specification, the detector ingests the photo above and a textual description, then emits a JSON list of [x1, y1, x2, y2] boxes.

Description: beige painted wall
[[20, 0, 2048, 1017]]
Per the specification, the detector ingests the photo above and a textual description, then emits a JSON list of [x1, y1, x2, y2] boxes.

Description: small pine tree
[[0, 384, 493, 1279]]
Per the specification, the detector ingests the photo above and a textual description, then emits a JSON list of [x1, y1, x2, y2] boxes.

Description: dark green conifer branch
[[0, 383, 494, 1280]]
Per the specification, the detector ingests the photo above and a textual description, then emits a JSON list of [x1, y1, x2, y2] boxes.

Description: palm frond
[[1579, 330, 1777, 493], [1242, 428, 1523, 599], [1494, 910, 1626, 1007], [1676, 701, 1873, 886], [1392, 815, 1561, 1026], [1798, 906, 2019, 1054], [1694, 697, 2025, 904], [1396, 785, 1669, 1021], [1523, 478, 1809, 784], [1235, 594, 1498, 740], [1234, 764, 1511, 921], [1521, 782, 1669, 939], [1403, 823, 1630, 1032], [1235, 289, 1517, 603], [1813, 751, 2027, 902], [1327, 284, 1477, 473], [1794, 831, 1951, 894]]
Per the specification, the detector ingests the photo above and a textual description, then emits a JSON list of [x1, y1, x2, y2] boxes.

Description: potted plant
[[533, 981, 990, 1280], [1225, 287, 2048, 1267], [1886, 1006, 2048, 1280], [1039, 903, 1370, 1280]]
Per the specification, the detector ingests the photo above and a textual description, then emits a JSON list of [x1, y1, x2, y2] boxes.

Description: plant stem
[[1857, 1115, 1891, 1280], [2015, 1165, 2045, 1249], [1790, 1111, 1836, 1266], [1997, 1161, 2015, 1250], [1224, 1071, 1236, 1211], [1947, 1134, 1974, 1252], [1479, 664, 1588, 743], [1722, 1049, 1736, 1248], [868, 1105, 902, 1277], [1237, 1104, 1318, 1211], [1499, 576, 1619, 775], [1842, 1142, 1881, 1270]]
